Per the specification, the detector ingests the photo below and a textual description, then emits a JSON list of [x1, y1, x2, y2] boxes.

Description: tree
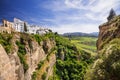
[[107, 8, 116, 21], [24, 22, 28, 32]]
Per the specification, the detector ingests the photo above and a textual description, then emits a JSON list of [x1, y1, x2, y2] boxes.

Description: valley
[[0, 2, 120, 79], [70, 37, 97, 53]]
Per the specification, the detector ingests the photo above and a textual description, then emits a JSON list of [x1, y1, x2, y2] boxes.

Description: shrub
[[37, 61, 44, 69], [0, 33, 13, 54], [32, 71, 37, 80], [42, 72, 47, 80], [16, 41, 26, 55], [16, 40, 28, 73], [33, 34, 42, 45]]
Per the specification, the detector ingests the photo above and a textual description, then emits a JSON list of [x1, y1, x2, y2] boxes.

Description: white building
[[27, 25, 39, 34], [27, 25, 48, 34], [14, 18, 24, 32], [13, 18, 50, 34]]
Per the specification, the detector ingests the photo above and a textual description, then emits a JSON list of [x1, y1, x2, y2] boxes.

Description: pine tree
[[107, 8, 116, 21], [24, 22, 28, 32]]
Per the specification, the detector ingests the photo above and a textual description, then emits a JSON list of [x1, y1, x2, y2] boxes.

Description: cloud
[[40, 0, 120, 33], [64, 0, 120, 12], [50, 23, 99, 34], [42, 0, 68, 12]]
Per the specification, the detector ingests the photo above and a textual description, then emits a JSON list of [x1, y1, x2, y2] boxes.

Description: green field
[[70, 37, 97, 56]]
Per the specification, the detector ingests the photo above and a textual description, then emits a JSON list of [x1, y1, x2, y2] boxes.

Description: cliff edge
[[86, 15, 120, 80], [97, 15, 120, 50], [0, 32, 56, 80]]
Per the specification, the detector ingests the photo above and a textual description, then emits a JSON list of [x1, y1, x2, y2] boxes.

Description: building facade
[[28, 25, 42, 34], [0, 19, 14, 33], [0, 18, 50, 34], [14, 18, 24, 32], [2, 19, 14, 28]]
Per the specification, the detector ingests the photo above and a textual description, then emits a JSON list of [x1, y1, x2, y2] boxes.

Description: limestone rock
[[97, 15, 120, 50]]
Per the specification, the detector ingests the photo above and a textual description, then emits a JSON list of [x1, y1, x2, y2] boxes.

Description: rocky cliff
[[86, 15, 120, 80], [0, 32, 92, 80], [97, 15, 120, 50], [0, 32, 56, 80]]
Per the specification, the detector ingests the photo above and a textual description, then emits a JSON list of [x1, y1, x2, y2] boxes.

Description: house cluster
[[0, 18, 50, 34]]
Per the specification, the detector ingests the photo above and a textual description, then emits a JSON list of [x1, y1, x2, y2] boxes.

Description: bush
[[42, 72, 47, 80], [16, 40, 28, 73], [32, 71, 37, 80], [33, 34, 42, 45], [0, 33, 13, 54], [37, 61, 44, 69], [16, 41, 26, 55]]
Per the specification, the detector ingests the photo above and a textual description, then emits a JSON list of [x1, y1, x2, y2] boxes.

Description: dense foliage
[[0, 33, 13, 53], [33, 34, 42, 45], [86, 38, 120, 80], [0, 32, 96, 80], [49, 34, 94, 80]]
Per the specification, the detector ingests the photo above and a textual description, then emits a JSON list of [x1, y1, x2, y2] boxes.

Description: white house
[[28, 25, 46, 34], [13, 18, 50, 34], [14, 18, 24, 32]]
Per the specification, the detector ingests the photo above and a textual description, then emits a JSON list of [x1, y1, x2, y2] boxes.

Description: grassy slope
[[70, 37, 97, 56]]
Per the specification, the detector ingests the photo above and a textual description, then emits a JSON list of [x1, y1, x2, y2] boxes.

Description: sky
[[0, 0, 120, 34]]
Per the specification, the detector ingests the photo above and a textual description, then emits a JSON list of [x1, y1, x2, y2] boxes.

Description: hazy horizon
[[0, 0, 120, 34]]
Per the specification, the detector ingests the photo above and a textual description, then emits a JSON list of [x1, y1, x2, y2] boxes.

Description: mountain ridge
[[63, 32, 98, 37]]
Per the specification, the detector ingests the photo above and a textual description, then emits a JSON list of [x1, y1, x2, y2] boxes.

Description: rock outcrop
[[0, 44, 17, 80], [85, 15, 120, 80], [97, 15, 120, 50], [0, 33, 56, 80], [95, 14, 120, 79]]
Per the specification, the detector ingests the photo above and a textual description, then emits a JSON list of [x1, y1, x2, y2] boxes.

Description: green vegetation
[[32, 32, 55, 45], [15, 33, 33, 73], [16, 41, 26, 55], [37, 61, 44, 69], [86, 38, 120, 80], [33, 34, 42, 45], [0, 33, 13, 54], [30, 33, 94, 80], [31, 33, 56, 80], [50, 35, 94, 80], [16, 40, 28, 73], [0, 32, 98, 80], [31, 59, 46, 80], [71, 37, 97, 52], [42, 72, 47, 80], [32, 72, 37, 80], [70, 37, 97, 58]]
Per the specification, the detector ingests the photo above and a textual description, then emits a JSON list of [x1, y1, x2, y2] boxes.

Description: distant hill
[[62, 32, 98, 37]]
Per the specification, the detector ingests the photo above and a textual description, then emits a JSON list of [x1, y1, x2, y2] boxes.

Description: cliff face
[[97, 15, 120, 50], [87, 15, 120, 80], [0, 33, 56, 80], [0, 44, 20, 80]]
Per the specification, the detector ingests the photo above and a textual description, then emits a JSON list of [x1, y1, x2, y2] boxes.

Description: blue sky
[[0, 0, 120, 34]]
